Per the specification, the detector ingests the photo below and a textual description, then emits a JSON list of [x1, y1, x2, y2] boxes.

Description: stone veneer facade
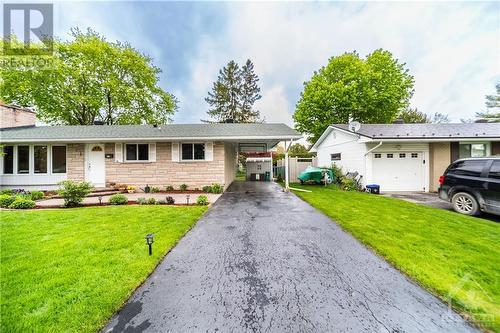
[[66, 142, 236, 189]]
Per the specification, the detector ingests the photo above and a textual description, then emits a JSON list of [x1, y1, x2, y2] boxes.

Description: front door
[[86, 144, 105, 186]]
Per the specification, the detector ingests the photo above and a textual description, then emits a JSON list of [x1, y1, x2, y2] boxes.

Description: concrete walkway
[[103, 181, 477, 333]]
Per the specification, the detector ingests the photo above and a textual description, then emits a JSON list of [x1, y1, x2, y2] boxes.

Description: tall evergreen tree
[[205, 59, 261, 123], [239, 59, 261, 122], [476, 83, 500, 122]]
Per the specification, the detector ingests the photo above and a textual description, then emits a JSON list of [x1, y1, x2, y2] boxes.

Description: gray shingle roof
[[0, 123, 301, 142], [333, 123, 500, 139]]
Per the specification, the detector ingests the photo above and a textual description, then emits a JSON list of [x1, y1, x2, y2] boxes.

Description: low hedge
[[8, 197, 36, 209], [109, 194, 128, 205], [0, 194, 16, 208]]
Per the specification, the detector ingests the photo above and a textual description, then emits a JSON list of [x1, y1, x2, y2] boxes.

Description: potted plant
[[127, 185, 136, 194]]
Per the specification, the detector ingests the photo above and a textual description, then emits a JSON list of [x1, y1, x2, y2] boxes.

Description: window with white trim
[[52, 146, 67, 173], [411, 153, 418, 158], [399, 153, 406, 158], [387, 153, 393, 158], [17, 146, 30, 174], [125, 144, 149, 161], [2, 146, 14, 174], [459, 143, 489, 158], [34, 145, 48, 174], [374, 153, 381, 158], [181, 143, 205, 160], [330, 153, 341, 161]]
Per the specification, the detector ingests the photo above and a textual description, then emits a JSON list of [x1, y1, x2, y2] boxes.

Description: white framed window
[[399, 153, 406, 158], [125, 144, 149, 162], [1, 144, 67, 175], [411, 153, 418, 158], [330, 153, 341, 161], [374, 153, 381, 158], [387, 153, 393, 158], [459, 142, 490, 158], [181, 143, 205, 161]]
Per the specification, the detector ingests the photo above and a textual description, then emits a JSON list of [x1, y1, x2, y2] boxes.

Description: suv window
[[489, 161, 500, 180], [448, 160, 487, 177]]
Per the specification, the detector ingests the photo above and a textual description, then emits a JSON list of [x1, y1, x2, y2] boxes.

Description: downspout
[[364, 141, 382, 186], [284, 139, 294, 191]]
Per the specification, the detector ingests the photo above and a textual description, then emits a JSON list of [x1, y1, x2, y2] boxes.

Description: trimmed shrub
[[166, 196, 175, 205], [29, 191, 45, 201], [109, 194, 128, 205], [156, 199, 166, 205], [0, 194, 16, 208], [340, 177, 358, 191], [151, 187, 160, 193], [202, 185, 212, 193], [146, 198, 156, 205], [0, 189, 14, 195], [8, 197, 36, 209], [196, 195, 209, 206], [137, 197, 146, 205], [57, 180, 93, 207], [165, 185, 174, 191], [179, 184, 188, 191], [210, 183, 223, 194]]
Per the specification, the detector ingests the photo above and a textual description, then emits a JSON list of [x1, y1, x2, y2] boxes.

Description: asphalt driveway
[[103, 181, 477, 333]]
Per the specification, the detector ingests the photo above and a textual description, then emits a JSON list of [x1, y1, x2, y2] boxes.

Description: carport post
[[284, 139, 294, 191]]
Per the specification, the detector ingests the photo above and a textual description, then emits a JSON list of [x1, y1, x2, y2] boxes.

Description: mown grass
[[291, 184, 499, 332], [0, 205, 206, 332]]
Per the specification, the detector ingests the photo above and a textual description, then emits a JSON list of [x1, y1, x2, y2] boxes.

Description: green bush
[[210, 183, 223, 194], [29, 191, 45, 201], [179, 184, 188, 191], [0, 194, 16, 208], [156, 199, 166, 205], [151, 187, 160, 193], [165, 185, 174, 191], [166, 196, 175, 205], [0, 189, 14, 195], [8, 197, 36, 209], [146, 198, 156, 205], [202, 185, 212, 193], [340, 177, 358, 191], [196, 195, 209, 206], [109, 194, 128, 205], [57, 180, 93, 207], [136, 197, 146, 205]]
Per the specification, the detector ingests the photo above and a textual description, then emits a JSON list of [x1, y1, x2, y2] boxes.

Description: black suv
[[438, 157, 500, 216]]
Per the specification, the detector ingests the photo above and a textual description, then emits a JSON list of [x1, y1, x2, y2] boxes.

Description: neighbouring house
[[0, 108, 301, 190], [311, 123, 500, 192]]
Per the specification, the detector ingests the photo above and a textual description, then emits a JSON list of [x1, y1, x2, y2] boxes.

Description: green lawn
[[0, 205, 207, 333], [291, 184, 500, 332]]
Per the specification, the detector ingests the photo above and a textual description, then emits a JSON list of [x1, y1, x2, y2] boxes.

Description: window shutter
[[205, 142, 213, 161], [115, 143, 123, 162], [149, 143, 156, 162], [171, 142, 179, 162]]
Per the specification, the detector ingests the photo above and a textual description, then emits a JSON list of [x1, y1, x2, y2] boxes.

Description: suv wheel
[[452, 192, 479, 216]]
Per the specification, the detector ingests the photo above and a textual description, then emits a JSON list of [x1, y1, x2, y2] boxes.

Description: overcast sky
[[19, 1, 500, 124]]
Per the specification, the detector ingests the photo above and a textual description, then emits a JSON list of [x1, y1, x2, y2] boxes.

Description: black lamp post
[[145, 234, 154, 255], [186, 194, 190, 205], [98, 196, 103, 205]]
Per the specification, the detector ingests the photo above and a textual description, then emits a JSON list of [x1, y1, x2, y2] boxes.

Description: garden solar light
[[145, 233, 154, 255], [98, 196, 102, 205], [186, 194, 190, 205]]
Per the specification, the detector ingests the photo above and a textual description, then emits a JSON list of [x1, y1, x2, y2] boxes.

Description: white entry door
[[372, 152, 425, 191], [86, 144, 105, 186]]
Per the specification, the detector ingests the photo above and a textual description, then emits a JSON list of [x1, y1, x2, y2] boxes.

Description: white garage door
[[372, 152, 425, 191]]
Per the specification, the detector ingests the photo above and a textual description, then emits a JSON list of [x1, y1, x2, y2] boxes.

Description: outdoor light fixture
[[186, 194, 190, 205], [98, 196, 103, 205], [145, 234, 154, 255]]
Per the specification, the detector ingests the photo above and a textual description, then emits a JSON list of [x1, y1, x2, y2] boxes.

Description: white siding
[[316, 129, 367, 176]]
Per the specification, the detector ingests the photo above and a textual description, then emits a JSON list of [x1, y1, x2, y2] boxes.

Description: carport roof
[[0, 123, 302, 143]]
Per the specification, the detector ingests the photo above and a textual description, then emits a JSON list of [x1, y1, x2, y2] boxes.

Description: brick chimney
[[0, 102, 36, 128]]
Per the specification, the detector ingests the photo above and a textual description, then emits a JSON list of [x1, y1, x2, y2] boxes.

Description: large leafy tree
[[294, 49, 414, 142], [476, 84, 500, 122], [398, 108, 430, 123], [205, 59, 261, 123], [0, 29, 177, 125]]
